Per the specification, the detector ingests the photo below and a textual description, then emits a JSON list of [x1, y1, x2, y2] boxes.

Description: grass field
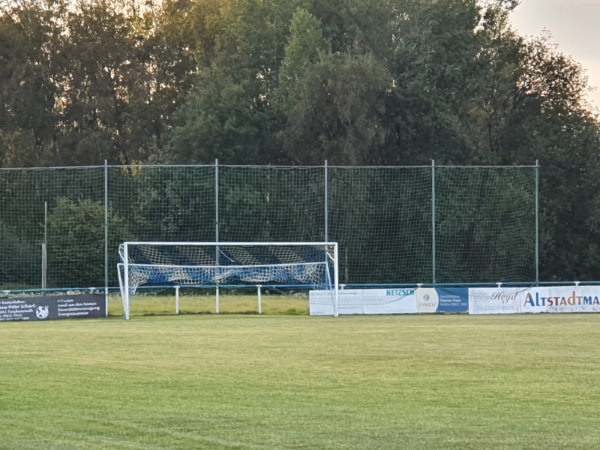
[[1, 306, 600, 449], [121, 291, 312, 316]]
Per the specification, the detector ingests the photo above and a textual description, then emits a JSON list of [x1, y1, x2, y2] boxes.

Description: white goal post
[[118, 241, 339, 319]]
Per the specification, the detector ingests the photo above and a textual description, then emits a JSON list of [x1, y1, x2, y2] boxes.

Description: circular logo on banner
[[417, 288, 439, 313], [35, 305, 49, 320]]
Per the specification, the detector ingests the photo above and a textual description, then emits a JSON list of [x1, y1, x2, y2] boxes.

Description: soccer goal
[[117, 241, 339, 319]]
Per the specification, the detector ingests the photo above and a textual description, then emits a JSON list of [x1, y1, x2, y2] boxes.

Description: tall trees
[[3, 0, 597, 168], [0, 0, 59, 165], [169, 67, 276, 163], [274, 8, 390, 164], [0, 0, 201, 166], [383, 0, 487, 164], [169, 0, 304, 163], [2, 0, 600, 279], [54, 1, 140, 163], [277, 51, 390, 164]]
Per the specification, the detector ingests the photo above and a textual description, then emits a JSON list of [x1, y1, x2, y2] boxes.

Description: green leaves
[[277, 52, 390, 164], [169, 68, 277, 164], [2, 0, 600, 281]]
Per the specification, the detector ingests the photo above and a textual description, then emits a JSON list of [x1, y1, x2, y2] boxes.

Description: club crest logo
[[35, 305, 49, 319]]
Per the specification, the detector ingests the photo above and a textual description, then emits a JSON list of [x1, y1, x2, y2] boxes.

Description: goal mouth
[[118, 241, 339, 319]]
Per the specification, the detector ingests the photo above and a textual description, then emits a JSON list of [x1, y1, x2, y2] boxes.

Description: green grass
[[1, 313, 600, 449], [121, 291, 311, 316]]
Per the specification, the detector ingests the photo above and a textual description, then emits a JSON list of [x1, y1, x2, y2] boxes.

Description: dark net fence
[[0, 163, 536, 289]]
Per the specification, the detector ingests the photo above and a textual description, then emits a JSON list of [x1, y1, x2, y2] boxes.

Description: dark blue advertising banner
[[0, 294, 106, 322], [436, 287, 469, 313], [416, 287, 469, 313]]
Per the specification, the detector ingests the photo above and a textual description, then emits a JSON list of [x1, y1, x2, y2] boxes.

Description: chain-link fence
[[0, 162, 538, 290]]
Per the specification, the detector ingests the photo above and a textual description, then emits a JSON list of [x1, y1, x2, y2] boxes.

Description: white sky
[[510, 0, 600, 111]]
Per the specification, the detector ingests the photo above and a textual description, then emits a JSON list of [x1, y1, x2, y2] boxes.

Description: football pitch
[[1, 312, 599, 449]]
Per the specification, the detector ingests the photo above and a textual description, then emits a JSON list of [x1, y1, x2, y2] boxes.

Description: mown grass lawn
[[1, 312, 599, 449]]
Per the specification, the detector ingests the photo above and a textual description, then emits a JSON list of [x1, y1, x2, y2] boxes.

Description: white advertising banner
[[309, 288, 417, 315], [469, 286, 600, 314]]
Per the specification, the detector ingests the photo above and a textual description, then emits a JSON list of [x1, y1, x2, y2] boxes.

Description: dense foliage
[[1, 0, 600, 281]]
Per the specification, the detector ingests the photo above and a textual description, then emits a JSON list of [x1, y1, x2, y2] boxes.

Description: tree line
[[1, 0, 600, 281]]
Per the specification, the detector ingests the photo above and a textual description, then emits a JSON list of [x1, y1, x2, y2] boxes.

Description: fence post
[[535, 159, 540, 285], [41, 201, 47, 290], [215, 159, 219, 244], [215, 159, 220, 313], [431, 160, 436, 285], [104, 160, 109, 315], [324, 160, 329, 242]]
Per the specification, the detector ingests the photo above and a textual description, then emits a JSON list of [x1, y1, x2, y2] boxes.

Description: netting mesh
[[328, 167, 433, 284], [108, 165, 216, 242], [107, 166, 216, 286], [435, 167, 536, 282], [218, 166, 325, 242], [0, 167, 104, 288], [0, 164, 537, 290], [119, 243, 334, 290]]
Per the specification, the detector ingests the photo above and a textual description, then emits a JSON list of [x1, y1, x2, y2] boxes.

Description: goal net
[[118, 241, 339, 319]]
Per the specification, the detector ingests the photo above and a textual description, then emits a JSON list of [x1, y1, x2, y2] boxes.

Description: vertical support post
[[324, 160, 329, 242], [123, 243, 130, 320], [215, 158, 219, 245], [535, 159, 540, 285], [41, 243, 47, 289], [41, 201, 47, 289], [216, 287, 220, 314], [257, 285, 262, 315], [175, 286, 180, 315], [334, 243, 339, 317], [324, 163, 337, 316], [431, 160, 436, 285], [104, 160, 109, 316], [215, 159, 220, 312], [344, 247, 349, 285]]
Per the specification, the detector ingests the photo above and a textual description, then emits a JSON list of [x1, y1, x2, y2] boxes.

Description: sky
[[510, 0, 600, 110]]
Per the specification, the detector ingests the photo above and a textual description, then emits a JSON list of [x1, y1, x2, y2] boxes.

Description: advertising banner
[[0, 294, 106, 322], [469, 286, 600, 314], [310, 288, 417, 315], [416, 287, 469, 313]]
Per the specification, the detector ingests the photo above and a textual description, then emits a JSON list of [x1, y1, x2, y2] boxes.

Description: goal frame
[[118, 241, 339, 319]]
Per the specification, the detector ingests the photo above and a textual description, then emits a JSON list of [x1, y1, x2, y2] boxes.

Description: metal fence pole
[[324, 160, 328, 242], [215, 159, 219, 244], [215, 159, 220, 312], [535, 159, 540, 285], [42, 201, 47, 289], [431, 160, 436, 284], [104, 161, 109, 314]]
